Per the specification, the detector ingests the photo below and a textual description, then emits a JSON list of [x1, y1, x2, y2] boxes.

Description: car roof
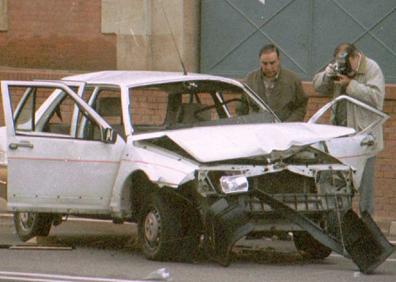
[[62, 71, 243, 88]]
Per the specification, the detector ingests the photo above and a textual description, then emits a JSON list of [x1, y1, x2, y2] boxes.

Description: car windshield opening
[[128, 80, 276, 133]]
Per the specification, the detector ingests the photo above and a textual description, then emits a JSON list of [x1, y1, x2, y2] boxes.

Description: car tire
[[293, 232, 332, 260], [138, 192, 200, 261], [176, 205, 201, 262], [138, 192, 181, 261], [14, 212, 53, 241]]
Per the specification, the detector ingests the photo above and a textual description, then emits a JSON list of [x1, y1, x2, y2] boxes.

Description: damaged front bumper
[[203, 189, 394, 273], [197, 163, 394, 273]]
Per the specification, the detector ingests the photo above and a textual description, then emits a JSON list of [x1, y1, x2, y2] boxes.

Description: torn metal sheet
[[253, 188, 394, 274]]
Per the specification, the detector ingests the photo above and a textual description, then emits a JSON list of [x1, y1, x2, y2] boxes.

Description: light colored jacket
[[313, 55, 385, 154]]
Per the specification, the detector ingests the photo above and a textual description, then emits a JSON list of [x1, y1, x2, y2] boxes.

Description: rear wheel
[[14, 212, 53, 241], [293, 232, 332, 260]]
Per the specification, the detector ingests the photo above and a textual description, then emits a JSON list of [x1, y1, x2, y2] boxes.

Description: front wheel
[[138, 192, 200, 261], [293, 232, 332, 260], [14, 212, 53, 241], [138, 193, 181, 260]]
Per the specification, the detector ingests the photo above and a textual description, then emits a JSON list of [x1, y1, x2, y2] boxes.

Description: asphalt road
[[0, 214, 396, 282]]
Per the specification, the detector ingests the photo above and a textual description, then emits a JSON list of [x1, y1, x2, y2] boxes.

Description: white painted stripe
[[388, 259, 396, 262], [330, 253, 396, 262], [65, 217, 133, 225], [0, 275, 63, 282], [0, 213, 134, 225], [0, 271, 151, 282]]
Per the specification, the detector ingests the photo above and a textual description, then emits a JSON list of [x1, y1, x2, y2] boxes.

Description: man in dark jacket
[[244, 44, 308, 121]]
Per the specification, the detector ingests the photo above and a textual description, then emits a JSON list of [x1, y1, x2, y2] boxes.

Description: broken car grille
[[245, 192, 353, 214]]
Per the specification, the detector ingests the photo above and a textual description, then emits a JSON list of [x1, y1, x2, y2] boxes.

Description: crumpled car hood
[[134, 123, 355, 163]]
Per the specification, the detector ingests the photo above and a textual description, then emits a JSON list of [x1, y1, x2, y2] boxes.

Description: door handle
[[360, 135, 375, 147], [9, 142, 34, 150]]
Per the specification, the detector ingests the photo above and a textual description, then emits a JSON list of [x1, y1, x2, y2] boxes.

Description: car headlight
[[219, 175, 249, 194]]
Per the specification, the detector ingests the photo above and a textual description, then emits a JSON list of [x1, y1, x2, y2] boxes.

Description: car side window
[[80, 88, 124, 141], [8, 85, 101, 139], [129, 87, 169, 131]]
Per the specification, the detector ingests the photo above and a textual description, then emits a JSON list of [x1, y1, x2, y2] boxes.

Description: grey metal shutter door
[[201, 0, 396, 82]]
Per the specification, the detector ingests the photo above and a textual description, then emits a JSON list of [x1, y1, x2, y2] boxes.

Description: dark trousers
[[359, 156, 376, 215]]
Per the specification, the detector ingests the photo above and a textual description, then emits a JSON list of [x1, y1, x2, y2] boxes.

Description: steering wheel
[[193, 104, 216, 121], [193, 98, 245, 121]]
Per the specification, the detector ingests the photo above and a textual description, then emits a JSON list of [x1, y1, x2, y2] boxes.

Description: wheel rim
[[144, 208, 161, 248], [19, 212, 36, 232]]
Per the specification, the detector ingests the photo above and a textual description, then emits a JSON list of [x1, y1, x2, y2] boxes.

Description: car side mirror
[[101, 127, 117, 144]]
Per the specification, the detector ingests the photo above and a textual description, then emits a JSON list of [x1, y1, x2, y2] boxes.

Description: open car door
[[308, 95, 389, 187], [0, 81, 124, 214]]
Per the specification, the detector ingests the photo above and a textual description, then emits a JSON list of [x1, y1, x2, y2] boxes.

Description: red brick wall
[[0, 0, 116, 70]]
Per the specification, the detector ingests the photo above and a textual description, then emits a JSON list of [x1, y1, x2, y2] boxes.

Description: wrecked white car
[[0, 71, 393, 273]]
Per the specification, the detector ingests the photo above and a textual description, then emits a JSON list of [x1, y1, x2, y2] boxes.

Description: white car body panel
[[126, 143, 198, 186], [109, 143, 198, 215], [141, 123, 355, 163], [63, 71, 244, 88], [321, 135, 369, 187], [0, 126, 7, 165], [7, 136, 124, 213], [309, 95, 389, 187]]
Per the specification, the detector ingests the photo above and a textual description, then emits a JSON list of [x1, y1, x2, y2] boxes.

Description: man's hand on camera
[[334, 74, 351, 87], [325, 63, 337, 78]]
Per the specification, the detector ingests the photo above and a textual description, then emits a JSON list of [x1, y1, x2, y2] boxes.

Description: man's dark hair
[[259, 44, 280, 58], [333, 42, 358, 58]]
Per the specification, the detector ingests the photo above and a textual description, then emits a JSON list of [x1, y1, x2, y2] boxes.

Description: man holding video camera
[[313, 42, 385, 215]]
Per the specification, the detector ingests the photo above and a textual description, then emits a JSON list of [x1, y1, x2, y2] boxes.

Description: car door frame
[[1, 80, 125, 214], [308, 95, 388, 134], [308, 95, 389, 187]]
